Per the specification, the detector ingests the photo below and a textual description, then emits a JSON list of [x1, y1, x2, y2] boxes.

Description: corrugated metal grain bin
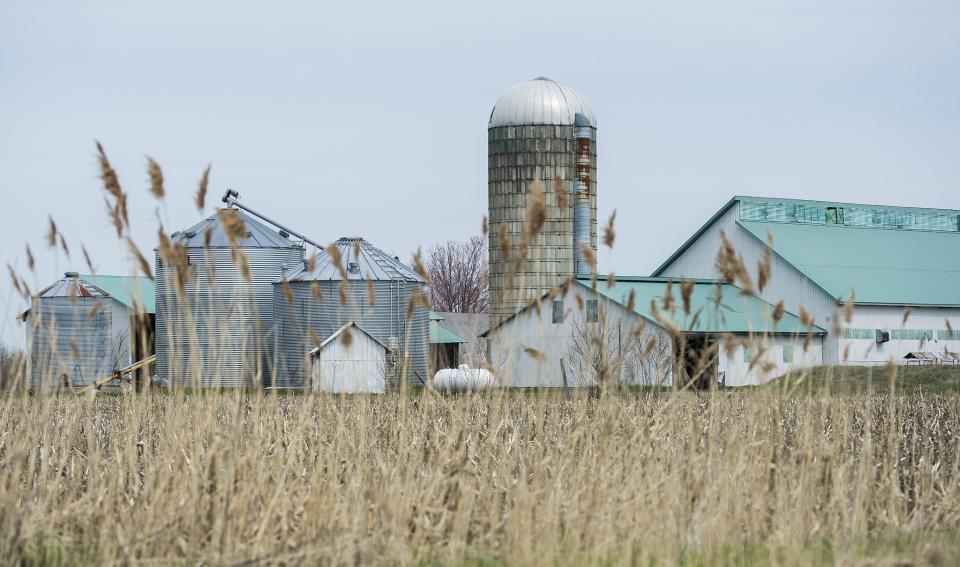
[[273, 237, 429, 388], [25, 273, 155, 391], [155, 209, 305, 388]]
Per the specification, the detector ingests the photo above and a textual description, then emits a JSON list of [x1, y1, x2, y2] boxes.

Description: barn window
[[552, 300, 564, 324], [825, 207, 844, 224], [585, 300, 599, 323], [782, 345, 794, 363], [743, 346, 753, 363], [843, 328, 874, 339]]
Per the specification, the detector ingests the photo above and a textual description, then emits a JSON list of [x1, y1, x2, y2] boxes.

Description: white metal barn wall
[[312, 331, 387, 393], [657, 203, 842, 363], [840, 305, 960, 363], [719, 334, 824, 386], [486, 285, 673, 387]]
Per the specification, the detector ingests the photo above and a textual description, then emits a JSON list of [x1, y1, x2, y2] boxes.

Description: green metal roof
[[584, 277, 826, 335], [429, 320, 466, 344], [429, 311, 445, 321], [653, 195, 960, 277], [738, 221, 960, 307], [80, 274, 156, 314]]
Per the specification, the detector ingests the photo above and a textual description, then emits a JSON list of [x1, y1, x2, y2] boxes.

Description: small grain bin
[[273, 237, 429, 388], [155, 208, 305, 387], [310, 322, 388, 393], [25, 273, 155, 390]]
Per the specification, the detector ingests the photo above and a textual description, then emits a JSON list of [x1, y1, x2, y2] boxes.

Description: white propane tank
[[432, 364, 496, 392]]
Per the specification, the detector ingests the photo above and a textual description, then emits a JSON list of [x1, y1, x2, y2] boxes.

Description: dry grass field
[[1, 386, 959, 565]]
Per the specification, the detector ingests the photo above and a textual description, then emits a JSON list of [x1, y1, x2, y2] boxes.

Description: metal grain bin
[[273, 237, 428, 389], [25, 273, 154, 391], [155, 209, 305, 388]]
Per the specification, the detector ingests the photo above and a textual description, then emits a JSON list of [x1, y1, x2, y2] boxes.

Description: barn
[[653, 196, 960, 366], [429, 312, 466, 372], [484, 276, 825, 387]]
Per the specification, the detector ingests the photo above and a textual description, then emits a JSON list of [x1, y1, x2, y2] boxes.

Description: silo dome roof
[[170, 209, 302, 249], [280, 237, 423, 282], [489, 76, 596, 127]]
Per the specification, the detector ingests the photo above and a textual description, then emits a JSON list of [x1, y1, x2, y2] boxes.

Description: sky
[[1, 0, 958, 346]]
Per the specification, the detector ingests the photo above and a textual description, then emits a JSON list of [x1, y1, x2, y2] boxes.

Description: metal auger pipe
[[221, 189, 326, 251]]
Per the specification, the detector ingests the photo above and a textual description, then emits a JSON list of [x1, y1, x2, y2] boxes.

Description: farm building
[[273, 237, 430, 388], [653, 196, 960, 366], [484, 276, 825, 387], [430, 312, 490, 368], [310, 321, 389, 393], [24, 273, 155, 390], [429, 312, 466, 372]]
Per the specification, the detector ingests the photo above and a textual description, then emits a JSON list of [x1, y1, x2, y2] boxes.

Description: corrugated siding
[[155, 246, 304, 388], [840, 305, 960, 363], [29, 297, 130, 389], [718, 335, 823, 386], [487, 285, 674, 387], [311, 330, 387, 393], [657, 204, 841, 362], [273, 280, 429, 388]]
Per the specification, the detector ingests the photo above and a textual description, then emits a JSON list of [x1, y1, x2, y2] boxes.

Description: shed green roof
[[429, 320, 466, 344], [80, 274, 156, 314], [585, 277, 826, 335], [738, 221, 960, 307]]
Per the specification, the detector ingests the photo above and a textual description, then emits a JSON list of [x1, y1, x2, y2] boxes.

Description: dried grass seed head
[[553, 175, 568, 210], [217, 209, 247, 245], [196, 165, 210, 211], [310, 281, 324, 302], [81, 244, 95, 274], [147, 157, 165, 199], [412, 248, 430, 284], [366, 278, 376, 307], [603, 209, 617, 248], [680, 280, 694, 315], [127, 237, 154, 280], [326, 244, 346, 278], [46, 216, 58, 248]]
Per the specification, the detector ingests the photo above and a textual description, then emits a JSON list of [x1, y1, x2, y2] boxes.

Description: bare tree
[[567, 305, 673, 388], [424, 235, 489, 313]]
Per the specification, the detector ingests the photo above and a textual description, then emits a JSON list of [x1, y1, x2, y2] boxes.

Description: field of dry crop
[[2, 388, 959, 565]]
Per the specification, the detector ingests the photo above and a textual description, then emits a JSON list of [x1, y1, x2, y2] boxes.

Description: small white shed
[[310, 322, 389, 393]]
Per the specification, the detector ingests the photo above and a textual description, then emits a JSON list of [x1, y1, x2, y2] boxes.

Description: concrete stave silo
[[272, 237, 429, 389], [487, 76, 598, 324], [155, 209, 305, 388]]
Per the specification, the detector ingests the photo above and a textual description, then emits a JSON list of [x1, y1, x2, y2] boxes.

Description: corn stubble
[[0, 392, 958, 565]]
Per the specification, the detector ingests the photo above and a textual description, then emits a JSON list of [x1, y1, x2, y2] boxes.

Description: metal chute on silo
[[154, 191, 308, 388]]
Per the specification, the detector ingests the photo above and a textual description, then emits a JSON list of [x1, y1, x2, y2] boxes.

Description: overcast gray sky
[[1, 0, 958, 346]]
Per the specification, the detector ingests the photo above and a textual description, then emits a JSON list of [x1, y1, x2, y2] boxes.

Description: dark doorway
[[674, 334, 718, 389]]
